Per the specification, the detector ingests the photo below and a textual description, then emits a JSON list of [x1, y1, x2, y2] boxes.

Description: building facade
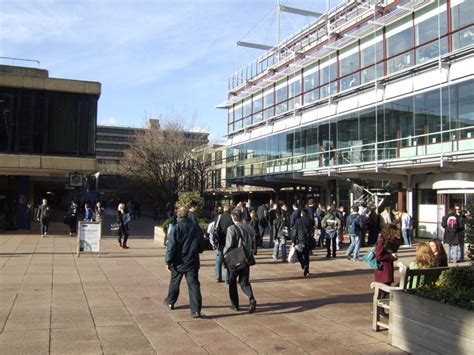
[[0, 64, 100, 230], [222, 0, 474, 238]]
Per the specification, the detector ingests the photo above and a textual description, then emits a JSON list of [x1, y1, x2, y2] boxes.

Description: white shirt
[[401, 213, 412, 229]]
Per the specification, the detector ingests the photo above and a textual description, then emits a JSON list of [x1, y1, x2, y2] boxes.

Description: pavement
[[0, 213, 417, 354]]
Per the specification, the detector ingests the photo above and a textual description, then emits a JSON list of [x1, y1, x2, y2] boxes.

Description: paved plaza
[[0, 215, 414, 354]]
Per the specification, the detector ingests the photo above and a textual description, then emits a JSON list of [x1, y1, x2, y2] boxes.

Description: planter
[[389, 290, 474, 354], [154, 226, 167, 245]]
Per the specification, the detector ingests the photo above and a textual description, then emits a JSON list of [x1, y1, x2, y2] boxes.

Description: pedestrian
[[256, 202, 269, 244], [68, 201, 78, 236], [223, 208, 257, 313], [188, 203, 199, 226], [164, 206, 203, 318], [241, 202, 250, 223], [84, 203, 93, 221], [267, 203, 278, 248], [37, 198, 51, 238], [116, 203, 130, 249], [214, 204, 233, 283], [290, 203, 300, 229], [249, 210, 261, 250], [441, 207, 463, 263], [94, 201, 104, 223], [374, 224, 399, 287], [366, 208, 380, 245], [380, 206, 394, 229], [322, 205, 340, 258], [291, 209, 313, 277], [400, 208, 412, 247], [346, 205, 364, 261], [454, 204, 466, 261], [272, 209, 289, 261]]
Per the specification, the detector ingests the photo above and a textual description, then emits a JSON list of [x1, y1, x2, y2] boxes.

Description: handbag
[[110, 223, 120, 232], [224, 226, 249, 272], [287, 246, 298, 264], [362, 247, 380, 269]]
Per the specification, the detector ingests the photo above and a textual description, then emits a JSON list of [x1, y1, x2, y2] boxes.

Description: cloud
[[99, 116, 117, 126]]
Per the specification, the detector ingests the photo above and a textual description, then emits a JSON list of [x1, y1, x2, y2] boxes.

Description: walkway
[[0, 215, 411, 354]]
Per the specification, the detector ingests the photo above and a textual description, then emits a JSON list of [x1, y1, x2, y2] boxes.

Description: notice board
[[77, 221, 101, 256]]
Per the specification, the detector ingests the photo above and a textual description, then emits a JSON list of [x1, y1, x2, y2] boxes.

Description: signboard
[[77, 221, 101, 256]]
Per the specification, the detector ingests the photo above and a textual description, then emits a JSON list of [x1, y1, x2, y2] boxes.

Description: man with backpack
[[442, 207, 464, 263], [346, 205, 364, 261], [213, 204, 233, 283], [322, 205, 341, 258]]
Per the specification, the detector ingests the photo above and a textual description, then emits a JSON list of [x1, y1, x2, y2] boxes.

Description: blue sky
[[0, 0, 343, 142]]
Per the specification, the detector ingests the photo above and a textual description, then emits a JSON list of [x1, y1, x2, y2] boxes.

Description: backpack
[[212, 215, 224, 249], [445, 215, 459, 233]]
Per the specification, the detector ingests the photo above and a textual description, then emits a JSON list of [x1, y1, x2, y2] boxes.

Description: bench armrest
[[370, 282, 401, 293]]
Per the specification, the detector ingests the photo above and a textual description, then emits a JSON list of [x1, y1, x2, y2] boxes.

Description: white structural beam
[[236, 41, 273, 51], [279, 5, 322, 18]]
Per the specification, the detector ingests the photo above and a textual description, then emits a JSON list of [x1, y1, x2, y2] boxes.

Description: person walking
[[322, 205, 340, 258], [214, 204, 233, 283], [400, 209, 412, 247], [441, 207, 464, 263], [291, 209, 313, 277], [37, 198, 51, 238], [164, 206, 203, 318], [272, 209, 289, 261], [223, 208, 257, 313], [94, 201, 104, 223], [68, 201, 78, 237], [249, 210, 261, 250], [346, 205, 364, 261], [268, 203, 278, 248], [366, 208, 381, 246], [256, 203, 269, 245], [454, 205, 466, 261], [116, 203, 130, 249], [84, 203, 93, 221]]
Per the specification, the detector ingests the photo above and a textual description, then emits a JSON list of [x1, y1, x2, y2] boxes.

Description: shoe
[[44, 233, 47, 236], [40, 234, 44, 238], [272, 255, 277, 260], [346, 256, 352, 261], [123, 245, 130, 249], [325, 254, 331, 258], [192, 312, 201, 318], [163, 299, 174, 310], [249, 299, 257, 314], [118, 243, 123, 249], [304, 271, 310, 277], [230, 305, 239, 312], [216, 279, 224, 283]]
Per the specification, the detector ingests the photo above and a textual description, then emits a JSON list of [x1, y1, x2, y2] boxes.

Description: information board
[[77, 221, 101, 256]]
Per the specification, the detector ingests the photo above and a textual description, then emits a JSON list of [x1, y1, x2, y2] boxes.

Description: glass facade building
[[223, 0, 474, 238]]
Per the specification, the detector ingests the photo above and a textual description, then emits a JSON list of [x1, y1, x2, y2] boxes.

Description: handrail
[[0, 57, 40, 68]]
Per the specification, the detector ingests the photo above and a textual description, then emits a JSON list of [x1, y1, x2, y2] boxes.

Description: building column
[[397, 191, 404, 211]]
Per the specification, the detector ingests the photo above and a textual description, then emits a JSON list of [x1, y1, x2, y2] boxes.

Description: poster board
[[77, 221, 101, 256]]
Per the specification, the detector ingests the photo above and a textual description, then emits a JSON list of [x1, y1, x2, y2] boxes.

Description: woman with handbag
[[374, 223, 399, 286], [223, 208, 257, 314], [117, 203, 130, 249]]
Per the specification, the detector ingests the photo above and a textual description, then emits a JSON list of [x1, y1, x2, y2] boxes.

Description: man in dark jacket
[[37, 198, 51, 238], [291, 209, 313, 277], [224, 208, 257, 313], [442, 207, 464, 263], [165, 206, 203, 318], [214, 203, 233, 283], [256, 203, 269, 242]]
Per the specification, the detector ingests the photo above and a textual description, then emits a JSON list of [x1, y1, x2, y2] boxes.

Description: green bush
[[410, 266, 474, 310], [177, 192, 204, 211]]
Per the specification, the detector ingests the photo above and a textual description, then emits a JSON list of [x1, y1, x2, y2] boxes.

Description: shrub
[[177, 192, 204, 212], [410, 266, 474, 310]]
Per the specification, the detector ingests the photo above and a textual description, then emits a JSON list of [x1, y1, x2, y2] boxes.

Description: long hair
[[415, 242, 436, 268], [430, 238, 447, 260], [380, 223, 399, 241]]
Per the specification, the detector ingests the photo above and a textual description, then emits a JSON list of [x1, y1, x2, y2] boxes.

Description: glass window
[[288, 77, 301, 110], [387, 23, 414, 74], [253, 93, 263, 123], [320, 59, 337, 85], [415, 7, 448, 63], [457, 80, 474, 140], [303, 66, 319, 104], [264, 88, 274, 119], [451, 0, 474, 30], [339, 46, 360, 91], [243, 100, 252, 127], [275, 81, 288, 115], [361, 35, 384, 83]]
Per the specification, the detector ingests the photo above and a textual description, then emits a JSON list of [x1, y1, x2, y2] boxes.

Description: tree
[[119, 115, 208, 205]]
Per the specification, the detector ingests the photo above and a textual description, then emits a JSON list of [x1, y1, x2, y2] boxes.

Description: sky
[[0, 0, 344, 143]]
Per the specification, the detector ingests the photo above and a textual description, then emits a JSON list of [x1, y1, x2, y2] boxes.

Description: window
[[288, 76, 301, 110], [360, 35, 383, 83], [263, 88, 274, 119], [243, 99, 252, 127], [339, 46, 360, 90], [303, 65, 319, 104], [275, 81, 288, 115], [452, 0, 474, 50], [253, 93, 263, 123], [415, 6, 448, 64], [387, 21, 414, 73]]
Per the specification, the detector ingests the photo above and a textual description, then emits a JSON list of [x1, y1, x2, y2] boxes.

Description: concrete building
[[220, 0, 474, 238], [0, 63, 101, 230]]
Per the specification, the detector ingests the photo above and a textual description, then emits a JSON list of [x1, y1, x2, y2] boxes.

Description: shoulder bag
[[224, 225, 249, 272]]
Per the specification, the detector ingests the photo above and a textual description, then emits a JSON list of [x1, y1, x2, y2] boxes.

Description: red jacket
[[374, 238, 396, 284]]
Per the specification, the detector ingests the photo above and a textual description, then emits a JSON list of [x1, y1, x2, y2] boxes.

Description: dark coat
[[165, 217, 202, 272], [116, 210, 129, 235], [223, 223, 256, 266], [290, 209, 300, 228], [292, 216, 313, 246], [441, 213, 463, 245], [374, 238, 396, 284], [214, 212, 233, 251], [273, 214, 289, 239]]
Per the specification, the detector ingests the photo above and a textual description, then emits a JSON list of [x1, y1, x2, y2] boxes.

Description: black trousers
[[117, 227, 129, 245], [166, 268, 202, 313], [326, 236, 337, 257], [228, 265, 255, 308], [297, 246, 310, 274]]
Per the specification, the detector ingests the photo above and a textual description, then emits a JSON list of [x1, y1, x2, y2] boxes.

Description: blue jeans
[[346, 234, 361, 260], [401, 228, 411, 246], [273, 238, 287, 260], [215, 250, 228, 282], [448, 244, 460, 262]]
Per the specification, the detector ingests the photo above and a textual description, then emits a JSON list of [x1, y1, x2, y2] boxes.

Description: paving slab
[[0, 216, 422, 354]]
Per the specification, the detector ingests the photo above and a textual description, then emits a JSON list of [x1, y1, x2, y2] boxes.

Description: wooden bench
[[370, 265, 450, 332]]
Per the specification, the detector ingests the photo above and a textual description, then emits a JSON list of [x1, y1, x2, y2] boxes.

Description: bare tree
[[119, 114, 208, 204]]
